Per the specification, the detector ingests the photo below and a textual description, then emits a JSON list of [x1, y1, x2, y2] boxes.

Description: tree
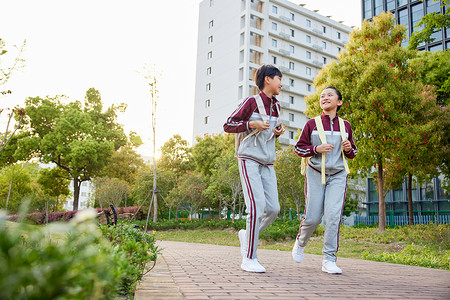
[[306, 12, 427, 231], [158, 134, 192, 179], [1, 37, 26, 152], [37, 167, 71, 213], [408, 0, 450, 50], [0, 164, 32, 213], [175, 171, 207, 219], [93, 177, 128, 209], [205, 148, 242, 221], [274, 146, 305, 219], [16, 88, 127, 210]]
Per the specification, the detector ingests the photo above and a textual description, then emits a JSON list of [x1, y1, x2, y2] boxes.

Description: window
[[398, 0, 407, 7], [322, 26, 326, 33], [289, 96, 294, 104], [272, 22, 278, 31], [363, 0, 372, 20], [306, 35, 311, 43], [289, 131, 294, 140], [208, 35, 213, 44], [272, 39, 278, 47], [205, 99, 210, 108], [323, 57, 327, 64], [209, 20, 214, 28], [206, 83, 211, 91], [306, 51, 311, 59], [289, 45, 295, 53], [337, 32, 341, 39], [272, 5, 278, 14], [272, 56, 277, 64], [306, 67, 311, 75], [411, 4, 424, 33], [290, 13, 295, 21], [387, 0, 395, 11], [337, 47, 341, 53], [307, 83, 312, 92], [289, 79, 294, 87], [306, 19, 311, 27], [374, 0, 383, 15], [81, 192, 87, 197], [210, 0, 214, 6], [82, 182, 87, 187], [207, 67, 212, 75], [398, 9, 409, 44], [322, 41, 327, 49], [205, 116, 209, 124], [290, 29, 295, 37], [289, 62, 294, 70], [289, 113, 294, 122]]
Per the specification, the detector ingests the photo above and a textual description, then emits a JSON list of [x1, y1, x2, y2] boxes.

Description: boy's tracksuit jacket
[[223, 92, 280, 164]]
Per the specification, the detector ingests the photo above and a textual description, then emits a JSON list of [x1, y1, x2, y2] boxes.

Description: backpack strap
[[241, 94, 266, 144], [314, 116, 327, 184], [338, 118, 350, 175]]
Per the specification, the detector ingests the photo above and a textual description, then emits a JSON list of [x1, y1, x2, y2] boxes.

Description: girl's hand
[[342, 140, 352, 152], [273, 124, 285, 135], [316, 144, 334, 153], [249, 120, 270, 131]]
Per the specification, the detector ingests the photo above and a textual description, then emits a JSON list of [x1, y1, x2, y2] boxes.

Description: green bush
[[363, 244, 450, 270], [100, 224, 159, 295], [0, 210, 126, 299]]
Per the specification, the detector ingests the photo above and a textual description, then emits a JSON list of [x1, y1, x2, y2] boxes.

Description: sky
[[0, 0, 362, 158]]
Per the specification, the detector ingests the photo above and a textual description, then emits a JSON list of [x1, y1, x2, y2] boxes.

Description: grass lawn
[[156, 229, 398, 261]]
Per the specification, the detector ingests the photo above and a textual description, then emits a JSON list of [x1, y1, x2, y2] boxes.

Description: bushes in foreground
[[0, 209, 158, 299]]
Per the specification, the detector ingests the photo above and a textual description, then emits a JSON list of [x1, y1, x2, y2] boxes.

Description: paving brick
[[135, 240, 450, 299]]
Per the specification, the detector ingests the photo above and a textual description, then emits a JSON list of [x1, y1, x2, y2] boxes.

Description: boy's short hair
[[324, 86, 343, 112], [254, 65, 282, 91]]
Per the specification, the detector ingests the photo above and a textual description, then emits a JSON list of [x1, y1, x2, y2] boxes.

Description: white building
[[63, 181, 94, 211], [193, 0, 352, 145]]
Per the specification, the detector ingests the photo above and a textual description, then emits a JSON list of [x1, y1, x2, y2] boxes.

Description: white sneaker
[[241, 258, 266, 273], [322, 260, 342, 274], [238, 229, 247, 258], [292, 239, 305, 263]]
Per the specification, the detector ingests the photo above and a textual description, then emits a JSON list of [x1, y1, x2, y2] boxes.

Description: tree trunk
[[408, 173, 414, 225], [73, 178, 81, 211], [218, 198, 222, 220], [232, 195, 236, 222], [5, 167, 14, 210], [152, 159, 158, 223], [377, 160, 386, 232]]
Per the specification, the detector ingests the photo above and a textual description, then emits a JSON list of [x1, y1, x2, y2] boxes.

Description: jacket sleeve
[[343, 120, 357, 159], [223, 97, 256, 133], [294, 120, 316, 157]]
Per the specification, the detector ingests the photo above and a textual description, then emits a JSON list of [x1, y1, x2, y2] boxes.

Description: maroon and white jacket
[[294, 113, 357, 174]]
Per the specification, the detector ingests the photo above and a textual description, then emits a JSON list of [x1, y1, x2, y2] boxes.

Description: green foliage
[[158, 134, 192, 178], [99, 145, 145, 185], [93, 177, 128, 209], [363, 244, 450, 270], [408, 0, 450, 50], [100, 224, 159, 295], [16, 88, 128, 210], [0, 211, 126, 299]]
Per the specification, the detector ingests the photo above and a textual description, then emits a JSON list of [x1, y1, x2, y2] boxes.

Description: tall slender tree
[[306, 12, 428, 231]]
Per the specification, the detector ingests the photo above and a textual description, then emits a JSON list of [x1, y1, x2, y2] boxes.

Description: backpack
[[300, 116, 350, 184], [234, 94, 278, 158]]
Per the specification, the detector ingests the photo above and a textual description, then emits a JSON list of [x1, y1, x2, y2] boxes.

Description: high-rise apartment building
[[362, 0, 449, 51], [193, 0, 352, 146]]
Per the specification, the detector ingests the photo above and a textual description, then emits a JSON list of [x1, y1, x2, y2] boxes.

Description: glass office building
[[362, 0, 449, 51]]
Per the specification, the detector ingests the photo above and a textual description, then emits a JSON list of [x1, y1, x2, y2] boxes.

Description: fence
[[354, 214, 450, 226]]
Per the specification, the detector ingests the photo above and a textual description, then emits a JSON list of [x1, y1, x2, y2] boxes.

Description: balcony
[[279, 15, 290, 22], [312, 44, 323, 51], [279, 49, 290, 56], [279, 32, 291, 40], [312, 28, 323, 35], [312, 60, 323, 67]]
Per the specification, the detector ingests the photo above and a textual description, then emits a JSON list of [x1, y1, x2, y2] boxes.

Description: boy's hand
[[316, 144, 334, 153], [342, 140, 352, 152], [273, 123, 285, 135], [249, 120, 270, 131]]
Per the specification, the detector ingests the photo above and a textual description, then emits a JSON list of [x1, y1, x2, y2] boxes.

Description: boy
[[223, 64, 285, 273], [292, 86, 357, 274]]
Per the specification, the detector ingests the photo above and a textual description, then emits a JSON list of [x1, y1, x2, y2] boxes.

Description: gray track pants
[[239, 159, 280, 259], [296, 166, 348, 262]]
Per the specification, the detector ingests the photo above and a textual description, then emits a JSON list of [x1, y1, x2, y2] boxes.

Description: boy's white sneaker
[[241, 258, 266, 273], [238, 229, 247, 257], [322, 260, 342, 274], [292, 239, 305, 263]]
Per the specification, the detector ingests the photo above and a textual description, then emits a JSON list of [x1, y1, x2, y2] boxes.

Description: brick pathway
[[136, 240, 450, 299]]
